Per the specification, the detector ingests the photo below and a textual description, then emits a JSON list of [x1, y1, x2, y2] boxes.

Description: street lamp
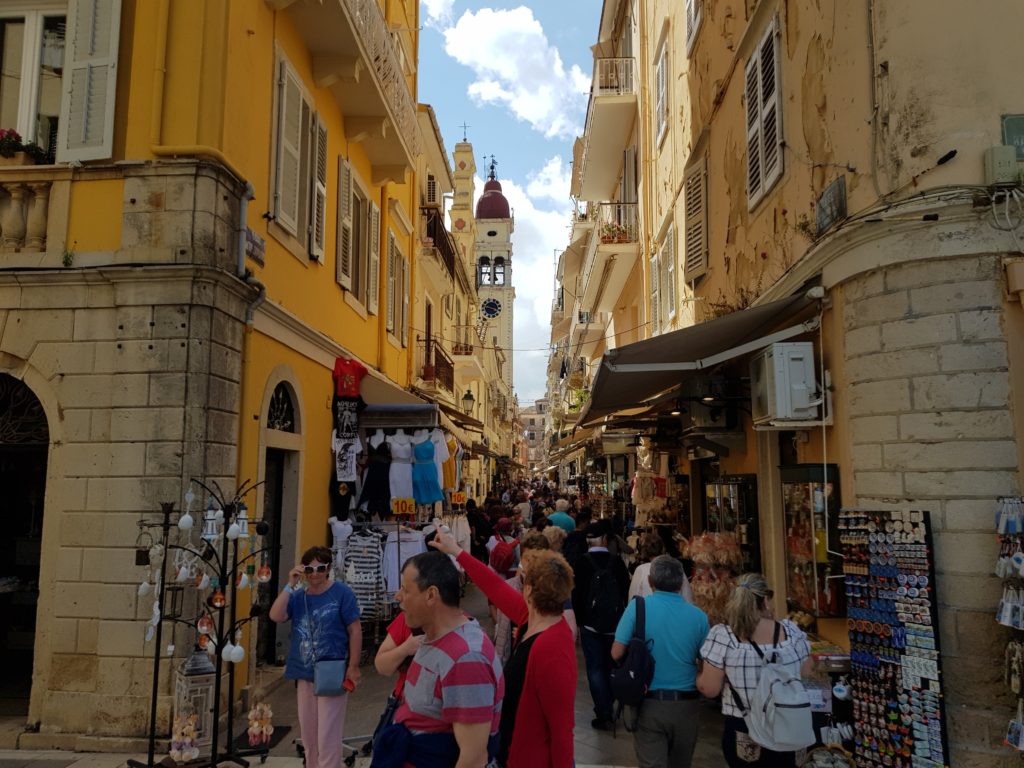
[[462, 388, 475, 414]]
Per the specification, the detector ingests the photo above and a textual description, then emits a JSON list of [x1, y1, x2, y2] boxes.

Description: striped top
[[395, 619, 504, 734]]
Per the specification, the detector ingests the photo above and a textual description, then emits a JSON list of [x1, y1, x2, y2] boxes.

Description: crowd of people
[[271, 480, 812, 768]]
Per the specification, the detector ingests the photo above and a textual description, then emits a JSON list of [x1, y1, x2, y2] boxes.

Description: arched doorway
[[0, 374, 48, 715]]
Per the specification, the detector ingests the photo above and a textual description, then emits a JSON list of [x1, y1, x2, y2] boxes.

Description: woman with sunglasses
[[270, 546, 362, 768]]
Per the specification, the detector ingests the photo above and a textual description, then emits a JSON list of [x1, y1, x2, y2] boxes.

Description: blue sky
[[417, 0, 603, 404]]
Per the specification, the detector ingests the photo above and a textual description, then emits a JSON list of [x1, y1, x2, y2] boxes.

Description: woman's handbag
[[305, 591, 348, 697]]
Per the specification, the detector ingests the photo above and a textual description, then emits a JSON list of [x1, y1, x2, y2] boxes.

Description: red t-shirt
[[386, 613, 413, 698], [333, 357, 368, 397]]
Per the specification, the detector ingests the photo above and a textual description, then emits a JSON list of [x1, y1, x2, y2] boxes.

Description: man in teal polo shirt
[[612, 555, 709, 768]]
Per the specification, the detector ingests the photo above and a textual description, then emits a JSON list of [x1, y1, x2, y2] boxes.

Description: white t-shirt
[[628, 561, 695, 604]]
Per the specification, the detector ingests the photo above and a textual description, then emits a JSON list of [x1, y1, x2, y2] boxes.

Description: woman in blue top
[[270, 546, 361, 768]]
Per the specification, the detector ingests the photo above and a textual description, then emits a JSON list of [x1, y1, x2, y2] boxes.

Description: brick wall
[[841, 253, 1018, 766]]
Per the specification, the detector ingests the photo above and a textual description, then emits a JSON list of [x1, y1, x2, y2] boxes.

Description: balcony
[[421, 207, 457, 284], [451, 324, 485, 381], [418, 338, 454, 395], [274, 0, 421, 183], [575, 58, 638, 201], [569, 310, 606, 358], [578, 202, 640, 315], [0, 175, 55, 253]]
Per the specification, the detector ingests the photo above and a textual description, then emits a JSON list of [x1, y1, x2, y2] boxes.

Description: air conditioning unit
[[750, 342, 819, 424]]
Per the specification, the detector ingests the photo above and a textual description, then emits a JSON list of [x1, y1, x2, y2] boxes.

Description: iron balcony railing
[[421, 207, 457, 281], [595, 202, 639, 245], [419, 338, 454, 394], [592, 57, 636, 97]]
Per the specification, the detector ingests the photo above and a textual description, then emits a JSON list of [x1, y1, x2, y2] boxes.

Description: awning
[[362, 370, 425, 405], [470, 441, 499, 459], [578, 293, 819, 426], [437, 410, 475, 449], [436, 399, 485, 432]]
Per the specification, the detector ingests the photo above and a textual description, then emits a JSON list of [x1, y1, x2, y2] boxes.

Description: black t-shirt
[[498, 628, 539, 765]]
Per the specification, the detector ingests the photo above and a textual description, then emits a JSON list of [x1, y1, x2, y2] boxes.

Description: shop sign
[[451, 491, 467, 505], [391, 498, 416, 515]]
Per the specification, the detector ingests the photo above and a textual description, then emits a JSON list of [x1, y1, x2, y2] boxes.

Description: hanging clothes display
[[332, 430, 361, 482], [329, 518, 354, 579], [331, 357, 367, 438], [412, 435, 445, 505], [382, 529, 427, 593], [359, 433, 392, 516], [430, 428, 450, 490], [342, 529, 386, 619], [442, 435, 458, 491], [328, 476, 357, 521], [387, 432, 414, 501]]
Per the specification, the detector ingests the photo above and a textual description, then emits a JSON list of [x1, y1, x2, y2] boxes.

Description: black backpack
[[586, 553, 625, 633], [610, 597, 655, 731]]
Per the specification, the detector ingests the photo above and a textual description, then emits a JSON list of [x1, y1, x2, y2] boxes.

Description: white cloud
[[443, 7, 590, 140], [468, 169, 574, 401], [422, 0, 455, 28]]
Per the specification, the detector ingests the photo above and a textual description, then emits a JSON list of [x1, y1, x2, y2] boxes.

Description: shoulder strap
[[634, 596, 646, 641], [723, 671, 748, 714], [770, 620, 782, 663]]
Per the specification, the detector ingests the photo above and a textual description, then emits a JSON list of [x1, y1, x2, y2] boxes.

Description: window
[[745, 17, 783, 207], [683, 156, 708, 280], [385, 231, 409, 344], [662, 225, 677, 321], [493, 256, 505, 285], [336, 159, 380, 311], [655, 41, 668, 143], [649, 252, 661, 335], [0, 10, 63, 162], [685, 0, 703, 53], [274, 54, 329, 258], [478, 256, 491, 286]]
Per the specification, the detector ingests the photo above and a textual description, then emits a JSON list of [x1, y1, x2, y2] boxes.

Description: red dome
[[476, 178, 510, 219]]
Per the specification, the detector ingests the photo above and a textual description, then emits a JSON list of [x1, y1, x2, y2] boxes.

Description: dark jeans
[[580, 628, 615, 721], [721, 715, 797, 768]]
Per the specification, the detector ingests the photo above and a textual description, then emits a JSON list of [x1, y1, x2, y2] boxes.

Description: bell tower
[[474, 157, 515, 392]]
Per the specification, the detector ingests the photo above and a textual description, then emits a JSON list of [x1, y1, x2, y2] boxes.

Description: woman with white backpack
[[696, 573, 814, 767]]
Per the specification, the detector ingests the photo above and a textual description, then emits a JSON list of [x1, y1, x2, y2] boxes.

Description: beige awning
[[361, 370, 424, 405]]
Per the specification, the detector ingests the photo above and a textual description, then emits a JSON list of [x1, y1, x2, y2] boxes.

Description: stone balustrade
[[0, 179, 52, 252]]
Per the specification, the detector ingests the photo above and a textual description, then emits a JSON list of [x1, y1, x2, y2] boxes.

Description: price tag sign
[[451, 492, 467, 505], [391, 498, 416, 515]]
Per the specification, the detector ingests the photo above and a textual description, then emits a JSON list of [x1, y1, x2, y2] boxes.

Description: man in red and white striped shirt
[[395, 551, 504, 768]]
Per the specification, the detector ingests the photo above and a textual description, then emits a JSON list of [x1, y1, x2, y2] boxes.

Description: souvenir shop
[[575, 295, 955, 766], [327, 357, 472, 652]]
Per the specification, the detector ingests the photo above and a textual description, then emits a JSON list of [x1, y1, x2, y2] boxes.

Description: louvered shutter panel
[[336, 158, 353, 289], [650, 254, 661, 335], [685, 0, 697, 50], [684, 158, 708, 279], [744, 48, 762, 204], [386, 232, 397, 332], [655, 49, 667, 137], [367, 202, 381, 313], [622, 146, 637, 204], [275, 62, 304, 236], [401, 256, 410, 346], [57, 0, 122, 162], [310, 115, 328, 261], [759, 19, 782, 191], [665, 226, 677, 319], [426, 174, 438, 205]]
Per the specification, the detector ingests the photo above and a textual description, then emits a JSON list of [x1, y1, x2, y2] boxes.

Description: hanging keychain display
[[994, 496, 1024, 753]]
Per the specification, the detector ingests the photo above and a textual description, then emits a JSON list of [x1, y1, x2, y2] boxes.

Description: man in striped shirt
[[394, 551, 504, 768]]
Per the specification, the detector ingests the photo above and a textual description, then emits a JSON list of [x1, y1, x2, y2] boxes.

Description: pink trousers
[[296, 679, 349, 768]]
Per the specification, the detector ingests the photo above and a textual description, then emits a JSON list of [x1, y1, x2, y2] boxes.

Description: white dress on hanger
[[387, 432, 414, 500], [430, 428, 450, 488]]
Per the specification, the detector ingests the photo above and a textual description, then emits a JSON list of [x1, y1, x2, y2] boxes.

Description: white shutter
[[759, 19, 782, 191], [401, 256, 410, 347], [655, 47, 667, 139], [684, 157, 708, 280], [744, 47, 762, 205], [426, 174, 438, 205], [336, 157, 353, 290], [665, 226, 677, 319], [56, 0, 122, 163], [367, 202, 381, 313], [649, 253, 661, 335], [275, 61, 303, 236], [310, 115, 328, 261], [386, 231, 397, 332], [685, 0, 702, 53]]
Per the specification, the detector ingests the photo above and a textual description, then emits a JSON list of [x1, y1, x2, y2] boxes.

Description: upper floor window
[[661, 224, 677, 322], [386, 230, 409, 345], [493, 256, 506, 285], [649, 250, 661, 335], [478, 256, 491, 286], [337, 160, 381, 313], [685, 0, 703, 54], [745, 17, 783, 208], [655, 40, 668, 144], [683, 155, 708, 280]]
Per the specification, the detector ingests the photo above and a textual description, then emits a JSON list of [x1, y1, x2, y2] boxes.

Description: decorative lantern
[[174, 648, 216, 750]]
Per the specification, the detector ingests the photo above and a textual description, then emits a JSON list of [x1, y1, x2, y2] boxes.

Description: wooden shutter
[[310, 115, 328, 261], [655, 47, 667, 138], [650, 253, 660, 335], [401, 255, 410, 346], [57, 0, 122, 162], [336, 157, 353, 289], [684, 157, 708, 280], [685, 0, 701, 52], [744, 47, 762, 204], [386, 231, 397, 332], [621, 146, 637, 204], [367, 202, 381, 313], [426, 174, 438, 205], [664, 225, 677, 319], [275, 61, 303, 236], [759, 19, 782, 191]]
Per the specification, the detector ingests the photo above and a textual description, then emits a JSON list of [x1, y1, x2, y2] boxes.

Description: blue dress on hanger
[[412, 437, 445, 504]]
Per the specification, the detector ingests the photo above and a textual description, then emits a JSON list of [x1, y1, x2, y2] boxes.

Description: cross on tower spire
[[487, 155, 498, 181], [459, 121, 470, 141]]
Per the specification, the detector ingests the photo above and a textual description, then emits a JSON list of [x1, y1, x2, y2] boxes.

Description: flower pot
[[0, 152, 36, 166]]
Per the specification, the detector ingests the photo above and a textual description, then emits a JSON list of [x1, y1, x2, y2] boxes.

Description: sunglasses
[[303, 564, 329, 574]]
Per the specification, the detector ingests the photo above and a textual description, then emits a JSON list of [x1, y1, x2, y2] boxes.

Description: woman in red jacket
[[429, 530, 576, 768]]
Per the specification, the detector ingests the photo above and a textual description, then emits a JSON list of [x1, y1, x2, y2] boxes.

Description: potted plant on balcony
[[599, 221, 628, 244], [0, 129, 46, 166]]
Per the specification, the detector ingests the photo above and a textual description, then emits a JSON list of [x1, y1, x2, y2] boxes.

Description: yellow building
[[558, 1, 1024, 762], [0, 0, 472, 747]]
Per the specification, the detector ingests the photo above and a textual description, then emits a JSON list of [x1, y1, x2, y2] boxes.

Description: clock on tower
[[481, 298, 502, 319]]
